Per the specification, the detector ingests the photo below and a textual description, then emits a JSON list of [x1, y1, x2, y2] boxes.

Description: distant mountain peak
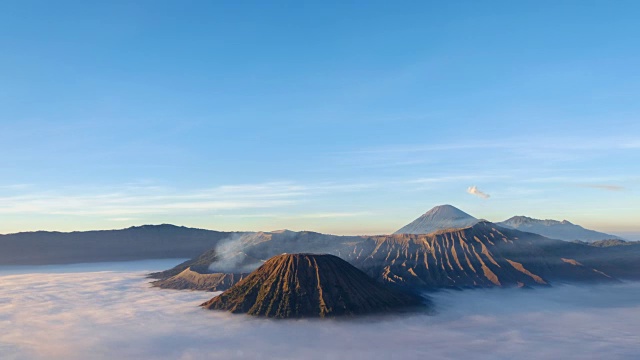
[[498, 216, 621, 242], [423, 204, 467, 216], [394, 205, 479, 235]]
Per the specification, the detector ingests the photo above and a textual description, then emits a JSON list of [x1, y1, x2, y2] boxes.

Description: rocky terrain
[[153, 210, 640, 293], [348, 221, 615, 289], [201, 253, 424, 318]]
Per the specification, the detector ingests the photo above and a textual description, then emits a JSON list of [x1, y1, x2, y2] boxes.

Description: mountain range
[[2, 204, 636, 318], [0, 224, 240, 265], [0, 205, 630, 269], [395, 205, 621, 242], [348, 221, 615, 289], [152, 212, 640, 293], [497, 216, 621, 242]]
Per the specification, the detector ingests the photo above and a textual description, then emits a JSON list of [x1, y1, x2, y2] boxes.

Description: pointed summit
[[394, 205, 479, 234], [201, 253, 423, 318]]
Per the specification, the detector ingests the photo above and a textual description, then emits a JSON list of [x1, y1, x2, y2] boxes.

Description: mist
[[1, 263, 639, 359]]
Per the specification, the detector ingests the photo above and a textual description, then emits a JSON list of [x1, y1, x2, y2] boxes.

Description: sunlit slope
[[348, 222, 613, 288], [201, 253, 424, 318]]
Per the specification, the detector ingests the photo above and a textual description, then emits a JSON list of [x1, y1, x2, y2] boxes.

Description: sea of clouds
[[0, 261, 639, 360]]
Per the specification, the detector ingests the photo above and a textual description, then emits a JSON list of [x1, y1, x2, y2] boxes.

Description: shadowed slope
[[148, 247, 220, 279], [201, 254, 424, 318], [151, 268, 247, 291]]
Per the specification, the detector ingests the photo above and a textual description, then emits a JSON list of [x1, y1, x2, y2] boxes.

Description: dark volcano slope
[[528, 237, 640, 280], [579, 244, 640, 279], [201, 254, 424, 318], [346, 222, 614, 289]]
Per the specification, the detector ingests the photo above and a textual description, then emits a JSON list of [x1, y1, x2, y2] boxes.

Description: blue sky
[[1, 1, 639, 237]]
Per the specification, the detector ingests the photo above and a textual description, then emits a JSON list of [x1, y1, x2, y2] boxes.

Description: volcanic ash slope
[[201, 253, 425, 318]]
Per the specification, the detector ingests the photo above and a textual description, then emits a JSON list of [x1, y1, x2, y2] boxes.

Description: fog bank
[[1, 265, 639, 359]]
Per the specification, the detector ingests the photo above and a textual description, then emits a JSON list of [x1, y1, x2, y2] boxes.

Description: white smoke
[[207, 233, 263, 273], [467, 185, 490, 199], [1, 263, 640, 359]]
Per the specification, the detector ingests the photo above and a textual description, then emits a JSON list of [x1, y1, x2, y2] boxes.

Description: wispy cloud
[[579, 184, 626, 192], [211, 212, 372, 220], [0, 180, 389, 218], [0, 183, 32, 190], [291, 212, 372, 219], [408, 175, 478, 184], [340, 136, 640, 171], [354, 137, 640, 154], [621, 141, 640, 149], [467, 185, 490, 199], [0, 182, 304, 216]]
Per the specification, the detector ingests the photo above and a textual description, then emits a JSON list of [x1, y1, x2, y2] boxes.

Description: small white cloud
[[467, 185, 490, 199]]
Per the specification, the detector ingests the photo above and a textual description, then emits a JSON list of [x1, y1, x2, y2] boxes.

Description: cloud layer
[[467, 185, 490, 199], [1, 262, 640, 359]]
